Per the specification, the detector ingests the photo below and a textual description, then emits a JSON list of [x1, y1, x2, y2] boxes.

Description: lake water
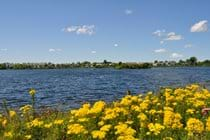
[[0, 67, 210, 111]]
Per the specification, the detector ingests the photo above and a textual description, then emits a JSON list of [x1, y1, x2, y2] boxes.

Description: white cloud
[[49, 48, 62, 52], [63, 25, 95, 35], [114, 44, 118, 47], [76, 25, 95, 35], [167, 32, 175, 36], [184, 44, 192, 48], [154, 48, 166, 53], [125, 9, 133, 15], [49, 49, 55, 52], [191, 20, 208, 32], [91, 51, 96, 54], [153, 30, 183, 41], [160, 41, 164, 44], [0, 48, 7, 51], [164, 32, 183, 41], [152, 30, 166, 37], [64, 26, 78, 32], [171, 53, 183, 58]]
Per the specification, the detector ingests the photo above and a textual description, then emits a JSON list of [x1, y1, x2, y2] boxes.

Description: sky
[[0, 0, 209, 63]]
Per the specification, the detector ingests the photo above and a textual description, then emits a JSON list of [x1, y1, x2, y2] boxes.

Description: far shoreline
[[1, 57, 210, 70]]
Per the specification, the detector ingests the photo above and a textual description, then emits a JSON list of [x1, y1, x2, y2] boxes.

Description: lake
[[0, 67, 210, 111]]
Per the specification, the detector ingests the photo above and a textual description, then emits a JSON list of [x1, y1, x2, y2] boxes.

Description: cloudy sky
[[0, 0, 209, 63]]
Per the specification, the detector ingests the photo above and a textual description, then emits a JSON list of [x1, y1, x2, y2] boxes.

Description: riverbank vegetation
[[0, 57, 210, 70], [0, 60, 152, 70], [1, 84, 210, 139], [154, 57, 210, 67]]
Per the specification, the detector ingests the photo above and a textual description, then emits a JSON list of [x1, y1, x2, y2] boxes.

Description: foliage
[[154, 57, 210, 67], [1, 84, 210, 139], [0, 61, 152, 70]]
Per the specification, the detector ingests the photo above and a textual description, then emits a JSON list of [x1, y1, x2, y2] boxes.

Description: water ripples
[[0, 67, 210, 110]]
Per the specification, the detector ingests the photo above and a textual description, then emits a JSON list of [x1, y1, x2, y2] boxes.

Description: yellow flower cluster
[[30, 118, 44, 127], [163, 109, 183, 129], [91, 130, 106, 139], [67, 123, 87, 135], [29, 89, 36, 96], [44, 123, 53, 128], [54, 119, 64, 125], [9, 110, 16, 118], [148, 123, 165, 135], [115, 123, 136, 140], [88, 101, 106, 114], [4, 131, 13, 138], [20, 105, 32, 114], [1, 84, 210, 140], [206, 117, 210, 131], [71, 103, 90, 117], [186, 118, 204, 135]]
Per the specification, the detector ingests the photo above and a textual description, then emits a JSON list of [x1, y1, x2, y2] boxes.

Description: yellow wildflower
[[146, 132, 151, 135], [148, 123, 165, 135], [206, 117, 210, 131], [139, 101, 149, 111], [4, 131, 13, 138], [125, 120, 133, 125], [98, 121, 105, 126], [186, 118, 204, 135], [138, 113, 147, 121], [164, 107, 174, 111], [149, 109, 156, 115], [78, 117, 89, 122], [163, 137, 174, 140], [88, 101, 106, 114], [44, 123, 53, 128], [102, 108, 118, 120], [117, 135, 138, 140], [172, 102, 177, 106], [131, 105, 140, 112], [54, 119, 64, 125], [9, 110, 16, 118], [138, 113, 148, 127], [120, 95, 132, 106], [186, 84, 199, 91], [29, 89, 36, 96], [31, 118, 43, 127], [71, 103, 90, 117], [186, 109, 195, 114], [115, 123, 136, 136], [193, 100, 205, 108], [25, 135, 32, 139], [100, 124, 112, 132], [91, 130, 106, 139], [163, 110, 183, 129], [131, 96, 139, 102], [147, 91, 153, 95], [2, 119, 7, 127], [67, 123, 87, 134], [20, 105, 32, 114]]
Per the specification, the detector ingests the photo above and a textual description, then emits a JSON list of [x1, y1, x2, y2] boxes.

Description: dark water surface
[[0, 67, 210, 110]]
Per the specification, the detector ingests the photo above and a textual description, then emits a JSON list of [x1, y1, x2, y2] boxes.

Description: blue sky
[[0, 0, 209, 63]]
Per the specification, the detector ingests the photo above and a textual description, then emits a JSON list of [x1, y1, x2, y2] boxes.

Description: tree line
[[0, 60, 152, 70], [0, 57, 210, 70], [154, 57, 210, 67]]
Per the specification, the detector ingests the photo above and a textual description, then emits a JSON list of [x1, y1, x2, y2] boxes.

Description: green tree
[[0, 63, 6, 69], [103, 60, 108, 65], [187, 57, 197, 66]]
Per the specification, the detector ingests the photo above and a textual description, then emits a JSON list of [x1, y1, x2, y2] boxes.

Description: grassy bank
[[1, 84, 210, 139]]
